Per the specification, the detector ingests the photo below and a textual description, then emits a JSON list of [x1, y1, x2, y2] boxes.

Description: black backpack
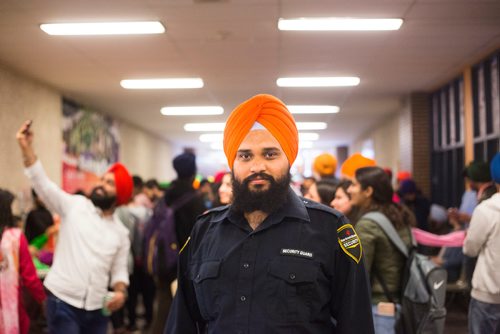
[[363, 212, 448, 334]]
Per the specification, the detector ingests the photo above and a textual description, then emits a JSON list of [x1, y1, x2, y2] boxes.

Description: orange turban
[[313, 153, 338, 177], [223, 94, 298, 170], [340, 153, 376, 179], [107, 163, 133, 205], [397, 171, 412, 182]]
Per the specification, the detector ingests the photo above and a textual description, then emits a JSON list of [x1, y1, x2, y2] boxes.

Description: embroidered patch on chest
[[337, 224, 362, 264], [280, 248, 314, 259]]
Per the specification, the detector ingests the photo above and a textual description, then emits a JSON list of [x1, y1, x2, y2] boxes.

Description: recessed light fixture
[[161, 106, 223, 116], [184, 123, 225, 132], [288, 105, 339, 114], [299, 133, 320, 141], [277, 77, 360, 87], [278, 18, 403, 31], [210, 142, 224, 150], [185, 122, 327, 132], [300, 141, 314, 149], [199, 134, 223, 142], [296, 122, 328, 130], [121, 78, 203, 89], [40, 21, 165, 36]]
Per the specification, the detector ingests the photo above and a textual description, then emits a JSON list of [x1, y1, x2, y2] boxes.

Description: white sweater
[[463, 192, 500, 304], [25, 161, 130, 310]]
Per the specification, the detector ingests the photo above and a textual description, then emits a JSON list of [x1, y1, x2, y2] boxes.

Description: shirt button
[[240, 295, 246, 302], [243, 263, 250, 269], [196, 274, 200, 279], [289, 273, 296, 280]]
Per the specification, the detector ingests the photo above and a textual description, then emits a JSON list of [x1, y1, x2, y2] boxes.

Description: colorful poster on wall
[[62, 99, 120, 194]]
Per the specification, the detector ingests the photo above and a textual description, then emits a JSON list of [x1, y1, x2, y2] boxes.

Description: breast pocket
[[266, 257, 320, 322], [189, 260, 221, 320]]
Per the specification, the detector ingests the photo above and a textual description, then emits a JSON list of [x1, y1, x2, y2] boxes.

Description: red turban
[[107, 163, 133, 205], [223, 94, 298, 170], [397, 171, 412, 182], [340, 153, 376, 179]]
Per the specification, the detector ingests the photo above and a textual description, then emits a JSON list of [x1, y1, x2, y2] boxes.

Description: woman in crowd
[[348, 167, 415, 334], [304, 180, 336, 206], [0, 188, 46, 334], [331, 179, 360, 224], [215, 172, 233, 206]]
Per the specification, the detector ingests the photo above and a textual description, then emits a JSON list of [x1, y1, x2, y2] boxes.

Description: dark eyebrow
[[237, 149, 252, 154], [262, 147, 281, 153]]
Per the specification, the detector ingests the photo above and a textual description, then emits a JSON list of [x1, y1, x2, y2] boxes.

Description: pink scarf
[[0, 228, 21, 334], [412, 227, 465, 247]]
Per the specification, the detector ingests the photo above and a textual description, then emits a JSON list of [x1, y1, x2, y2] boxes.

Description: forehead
[[238, 129, 283, 152], [103, 172, 116, 182]]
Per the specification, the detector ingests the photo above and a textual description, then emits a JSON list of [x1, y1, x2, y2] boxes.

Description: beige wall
[[0, 64, 62, 195], [351, 109, 405, 180], [0, 64, 174, 209], [119, 121, 175, 182]]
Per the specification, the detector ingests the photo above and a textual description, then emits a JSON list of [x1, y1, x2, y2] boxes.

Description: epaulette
[[301, 198, 338, 216], [337, 221, 362, 264], [199, 204, 230, 217]]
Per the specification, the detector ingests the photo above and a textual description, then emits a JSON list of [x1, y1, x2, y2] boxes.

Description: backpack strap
[[169, 191, 198, 212], [362, 212, 409, 258]]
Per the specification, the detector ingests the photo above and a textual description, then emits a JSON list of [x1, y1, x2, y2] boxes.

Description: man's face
[[231, 129, 291, 213], [90, 172, 117, 210]]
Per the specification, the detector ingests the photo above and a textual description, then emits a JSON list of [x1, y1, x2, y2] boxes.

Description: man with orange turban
[[166, 94, 374, 334], [17, 121, 131, 334], [313, 152, 339, 184], [340, 152, 376, 179]]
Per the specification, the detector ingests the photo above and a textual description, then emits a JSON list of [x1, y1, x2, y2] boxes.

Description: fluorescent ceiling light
[[161, 106, 223, 116], [210, 142, 224, 150], [299, 133, 319, 141], [288, 105, 339, 114], [121, 78, 203, 89], [300, 141, 314, 149], [277, 77, 360, 87], [199, 134, 223, 142], [185, 123, 225, 132], [296, 122, 327, 130], [278, 18, 403, 31], [40, 21, 165, 36], [186, 122, 327, 132]]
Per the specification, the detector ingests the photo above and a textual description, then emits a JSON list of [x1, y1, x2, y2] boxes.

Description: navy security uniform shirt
[[165, 189, 374, 334]]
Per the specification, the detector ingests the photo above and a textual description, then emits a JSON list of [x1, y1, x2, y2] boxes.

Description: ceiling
[[1, 0, 500, 155]]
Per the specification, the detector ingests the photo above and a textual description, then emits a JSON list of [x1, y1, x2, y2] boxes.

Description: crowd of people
[[1, 94, 499, 333]]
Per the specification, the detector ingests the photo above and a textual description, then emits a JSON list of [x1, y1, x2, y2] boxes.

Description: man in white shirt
[[16, 120, 132, 334]]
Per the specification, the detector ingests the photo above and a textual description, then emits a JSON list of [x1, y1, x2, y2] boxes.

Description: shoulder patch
[[337, 224, 362, 264]]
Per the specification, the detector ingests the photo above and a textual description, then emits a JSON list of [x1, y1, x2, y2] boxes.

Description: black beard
[[231, 171, 291, 214], [89, 186, 116, 211]]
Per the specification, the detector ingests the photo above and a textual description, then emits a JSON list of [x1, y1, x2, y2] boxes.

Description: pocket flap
[[192, 260, 221, 283], [268, 259, 318, 284]]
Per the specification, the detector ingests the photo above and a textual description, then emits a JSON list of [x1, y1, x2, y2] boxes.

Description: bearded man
[[165, 94, 374, 334], [17, 121, 132, 334]]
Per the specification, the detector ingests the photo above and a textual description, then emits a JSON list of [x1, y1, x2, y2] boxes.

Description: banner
[[62, 99, 120, 194]]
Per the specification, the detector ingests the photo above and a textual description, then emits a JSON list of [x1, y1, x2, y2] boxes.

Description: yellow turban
[[223, 94, 298, 170], [340, 153, 376, 179], [313, 153, 338, 177]]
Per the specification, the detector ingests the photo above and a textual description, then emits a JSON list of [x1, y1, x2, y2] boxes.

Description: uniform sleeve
[[331, 219, 374, 334], [165, 236, 206, 334], [24, 160, 76, 217], [19, 234, 46, 304], [355, 220, 376, 274], [463, 207, 491, 257]]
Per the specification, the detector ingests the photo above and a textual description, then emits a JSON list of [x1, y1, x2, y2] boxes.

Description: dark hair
[[145, 179, 160, 189], [132, 175, 144, 189], [316, 180, 337, 205], [335, 179, 352, 199], [355, 167, 414, 229], [0, 189, 16, 231]]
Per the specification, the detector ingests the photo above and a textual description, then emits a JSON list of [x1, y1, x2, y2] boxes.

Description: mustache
[[91, 186, 108, 197], [243, 173, 275, 184]]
